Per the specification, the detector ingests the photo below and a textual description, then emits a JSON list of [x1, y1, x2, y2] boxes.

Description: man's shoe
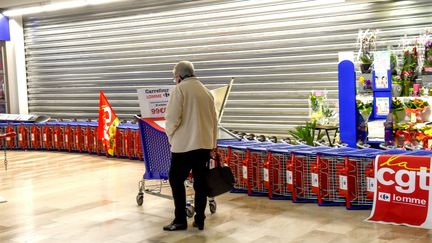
[[192, 221, 204, 230], [163, 222, 187, 231]]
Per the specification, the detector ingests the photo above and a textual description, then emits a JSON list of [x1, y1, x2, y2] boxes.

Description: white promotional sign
[[373, 51, 390, 70], [374, 69, 389, 89], [137, 86, 175, 118], [375, 97, 390, 116]]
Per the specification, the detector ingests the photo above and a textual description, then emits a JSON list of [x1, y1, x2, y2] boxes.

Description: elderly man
[[163, 61, 218, 231]]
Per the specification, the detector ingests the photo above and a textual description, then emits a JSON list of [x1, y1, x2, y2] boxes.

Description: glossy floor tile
[[0, 151, 431, 243]]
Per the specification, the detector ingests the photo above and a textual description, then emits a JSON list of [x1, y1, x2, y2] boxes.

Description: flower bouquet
[[419, 125, 432, 149], [309, 91, 335, 125], [404, 98, 429, 123], [392, 97, 405, 122], [394, 123, 420, 148], [356, 99, 372, 143], [357, 99, 372, 122]]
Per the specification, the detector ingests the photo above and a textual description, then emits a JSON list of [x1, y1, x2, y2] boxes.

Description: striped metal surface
[[23, 0, 432, 136]]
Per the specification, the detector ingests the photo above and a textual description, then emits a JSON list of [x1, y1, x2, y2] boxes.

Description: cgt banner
[[366, 155, 432, 229]]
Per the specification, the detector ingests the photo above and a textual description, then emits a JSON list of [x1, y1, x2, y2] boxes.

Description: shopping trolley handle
[[0, 132, 17, 139], [379, 143, 397, 150], [356, 143, 371, 149], [313, 140, 329, 147]]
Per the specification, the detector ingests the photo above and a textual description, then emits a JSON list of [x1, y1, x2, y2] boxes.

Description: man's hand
[[210, 148, 217, 158]]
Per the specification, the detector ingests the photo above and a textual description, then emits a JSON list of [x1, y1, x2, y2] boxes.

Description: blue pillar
[[338, 60, 357, 148], [0, 14, 10, 41]]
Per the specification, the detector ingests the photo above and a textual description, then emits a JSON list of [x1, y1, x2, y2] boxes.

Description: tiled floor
[[0, 150, 431, 243]]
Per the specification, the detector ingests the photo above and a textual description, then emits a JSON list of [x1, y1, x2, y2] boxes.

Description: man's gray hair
[[173, 61, 195, 78]]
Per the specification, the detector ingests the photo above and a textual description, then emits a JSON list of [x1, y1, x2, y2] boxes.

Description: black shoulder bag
[[205, 154, 235, 197]]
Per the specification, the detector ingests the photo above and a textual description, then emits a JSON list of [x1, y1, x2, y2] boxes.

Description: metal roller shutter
[[23, 0, 432, 136]]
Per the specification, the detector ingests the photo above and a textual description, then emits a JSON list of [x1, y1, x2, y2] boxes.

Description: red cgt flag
[[97, 91, 120, 156]]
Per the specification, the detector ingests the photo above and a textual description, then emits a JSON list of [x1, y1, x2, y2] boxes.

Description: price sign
[[137, 86, 175, 118]]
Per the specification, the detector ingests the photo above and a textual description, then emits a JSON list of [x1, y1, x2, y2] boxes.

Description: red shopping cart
[[266, 145, 310, 200], [216, 139, 246, 166], [314, 147, 357, 206], [290, 146, 332, 203], [364, 149, 413, 201], [227, 141, 261, 193], [245, 142, 286, 196], [337, 148, 385, 209]]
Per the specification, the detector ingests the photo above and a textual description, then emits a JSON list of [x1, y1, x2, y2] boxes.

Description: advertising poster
[[367, 155, 432, 229], [375, 97, 390, 116], [137, 86, 174, 119], [374, 69, 389, 89]]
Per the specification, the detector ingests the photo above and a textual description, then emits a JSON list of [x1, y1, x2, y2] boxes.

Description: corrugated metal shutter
[[23, 0, 432, 137]]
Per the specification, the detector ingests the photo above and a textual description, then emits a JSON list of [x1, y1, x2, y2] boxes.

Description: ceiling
[[0, 0, 47, 9], [0, 0, 402, 9]]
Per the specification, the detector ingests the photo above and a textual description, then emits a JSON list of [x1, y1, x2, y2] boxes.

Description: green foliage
[[391, 53, 397, 71], [360, 54, 373, 64], [356, 100, 372, 115], [402, 48, 418, 74], [392, 97, 404, 111], [309, 94, 321, 112], [404, 98, 429, 109], [323, 107, 335, 118], [289, 121, 324, 146]]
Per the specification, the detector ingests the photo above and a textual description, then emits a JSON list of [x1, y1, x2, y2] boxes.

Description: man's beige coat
[[165, 77, 218, 153]]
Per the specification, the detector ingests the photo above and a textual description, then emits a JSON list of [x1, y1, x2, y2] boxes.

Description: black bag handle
[[208, 153, 222, 168]]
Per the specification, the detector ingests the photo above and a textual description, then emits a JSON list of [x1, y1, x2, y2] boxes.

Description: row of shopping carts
[[217, 140, 432, 210], [0, 121, 143, 160]]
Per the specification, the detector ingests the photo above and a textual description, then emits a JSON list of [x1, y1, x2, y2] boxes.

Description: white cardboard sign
[[137, 86, 175, 118]]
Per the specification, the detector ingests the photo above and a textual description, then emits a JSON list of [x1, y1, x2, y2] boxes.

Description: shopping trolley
[[135, 117, 218, 217], [338, 148, 386, 209], [266, 144, 309, 200], [364, 149, 412, 201], [289, 146, 332, 202], [245, 142, 281, 196], [227, 141, 262, 193], [216, 139, 246, 167], [314, 147, 357, 206]]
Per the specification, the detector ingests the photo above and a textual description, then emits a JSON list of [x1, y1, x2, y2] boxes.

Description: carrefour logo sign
[[377, 192, 427, 206], [378, 192, 391, 202]]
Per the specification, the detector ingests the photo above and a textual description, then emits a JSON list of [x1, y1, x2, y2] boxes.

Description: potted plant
[[360, 54, 373, 73], [400, 47, 418, 96], [419, 29, 432, 74], [392, 97, 405, 122], [289, 121, 322, 146], [357, 29, 378, 74], [423, 40, 432, 73], [392, 76, 402, 97], [404, 98, 429, 123]]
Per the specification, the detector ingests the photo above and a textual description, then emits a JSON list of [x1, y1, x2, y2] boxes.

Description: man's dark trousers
[[169, 149, 210, 225]]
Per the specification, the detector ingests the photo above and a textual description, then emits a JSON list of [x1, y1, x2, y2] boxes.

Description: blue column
[[0, 14, 10, 41], [338, 60, 357, 148]]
